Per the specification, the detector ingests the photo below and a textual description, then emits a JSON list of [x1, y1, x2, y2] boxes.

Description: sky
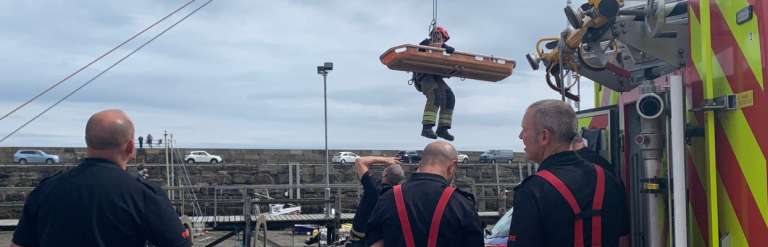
[[0, 0, 605, 151]]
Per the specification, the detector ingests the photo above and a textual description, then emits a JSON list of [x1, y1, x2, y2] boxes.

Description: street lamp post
[[317, 62, 333, 218]]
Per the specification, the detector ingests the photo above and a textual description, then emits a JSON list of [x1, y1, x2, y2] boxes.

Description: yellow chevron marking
[[594, 83, 601, 108], [688, 203, 707, 247], [578, 116, 593, 130], [706, 47, 768, 223], [714, 0, 764, 89], [717, 174, 750, 246], [690, 6, 704, 80]]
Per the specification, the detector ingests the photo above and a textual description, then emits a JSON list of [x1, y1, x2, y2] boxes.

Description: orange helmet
[[433, 26, 450, 42]]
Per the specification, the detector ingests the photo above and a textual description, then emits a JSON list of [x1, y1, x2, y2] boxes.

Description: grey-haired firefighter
[[412, 26, 456, 141]]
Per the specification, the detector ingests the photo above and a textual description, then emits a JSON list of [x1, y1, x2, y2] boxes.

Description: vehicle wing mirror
[[484, 228, 492, 237]]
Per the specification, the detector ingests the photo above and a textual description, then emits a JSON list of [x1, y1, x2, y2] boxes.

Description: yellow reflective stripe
[[438, 116, 452, 124], [717, 174, 750, 246], [709, 55, 768, 222], [594, 82, 601, 108], [714, 0, 763, 89], [688, 203, 707, 247], [695, 1, 721, 243], [689, 6, 709, 200], [423, 112, 437, 121], [350, 229, 365, 240], [609, 90, 619, 105], [686, 90, 710, 247]]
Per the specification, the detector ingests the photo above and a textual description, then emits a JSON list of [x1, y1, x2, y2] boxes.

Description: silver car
[[332, 152, 359, 164], [14, 150, 60, 164]]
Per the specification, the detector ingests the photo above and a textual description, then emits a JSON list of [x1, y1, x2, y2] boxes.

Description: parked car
[[395, 150, 422, 163], [457, 151, 469, 164], [479, 149, 515, 163], [14, 150, 60, 164], [185, 151, 223, 164], [484, 207, 514, 246], [332, 152, 359, 164]]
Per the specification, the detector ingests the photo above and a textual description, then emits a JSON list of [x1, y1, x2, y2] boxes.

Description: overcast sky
[[0, 0, 600, 151]]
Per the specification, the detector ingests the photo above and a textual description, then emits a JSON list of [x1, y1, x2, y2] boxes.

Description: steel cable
[[0, 0, 198, 123], [0, 0, 215, 144]]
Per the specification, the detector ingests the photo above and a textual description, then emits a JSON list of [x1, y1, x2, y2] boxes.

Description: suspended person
[[412, 26, 457, 141], [345, 156, 404, 246]]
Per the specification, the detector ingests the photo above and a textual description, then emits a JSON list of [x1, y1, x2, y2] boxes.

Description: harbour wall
[[0, 147, 532, 165], [0, 162, 538, 219]]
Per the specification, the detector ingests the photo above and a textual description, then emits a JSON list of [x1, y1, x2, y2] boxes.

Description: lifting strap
[[393, 185, 456, 247], [534, 164, 605, 247]]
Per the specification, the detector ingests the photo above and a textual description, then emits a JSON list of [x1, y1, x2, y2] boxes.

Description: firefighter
[[572, 134, 621, 181], [413, 26, 457, 141], [346, 156, 403, 246], [365, 141, 484, 247], [509, 100, 630, 247], [11, 109, 192, 247]]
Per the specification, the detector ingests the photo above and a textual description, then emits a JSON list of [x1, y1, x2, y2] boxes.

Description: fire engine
[[523, 0, 767, 246]]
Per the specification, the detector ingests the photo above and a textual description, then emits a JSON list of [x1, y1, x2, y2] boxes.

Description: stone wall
[[0, 162, 539, 219], [0, 147, 532, 165]]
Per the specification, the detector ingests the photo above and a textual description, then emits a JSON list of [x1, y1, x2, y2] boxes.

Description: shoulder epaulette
[[378, 185, 393, 196], [455, 188, 477, 205], [38, 171, 63, 185], [136, 177, 162, 194]]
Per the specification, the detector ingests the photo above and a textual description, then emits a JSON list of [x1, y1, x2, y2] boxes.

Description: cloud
[[0, 0, 596, 152]]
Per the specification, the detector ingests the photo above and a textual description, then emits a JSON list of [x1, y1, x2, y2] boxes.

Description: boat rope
[[0, 0, 215, 144], [0, 0, 198, 123]]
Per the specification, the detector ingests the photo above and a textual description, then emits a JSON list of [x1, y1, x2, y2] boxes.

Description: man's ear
[[417, 161, 421, 172], [539, 129, 551, 146], [126, 139, 135, 158]]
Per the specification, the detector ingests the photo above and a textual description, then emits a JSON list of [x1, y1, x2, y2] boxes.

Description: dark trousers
[[420, 75, 455, 128]]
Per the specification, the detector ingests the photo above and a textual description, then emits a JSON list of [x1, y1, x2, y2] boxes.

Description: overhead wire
[[0, 0, 215, 144], [0, 0, 198, 123]]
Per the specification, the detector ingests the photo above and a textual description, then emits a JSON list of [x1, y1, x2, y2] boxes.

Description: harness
[[534, 164, 606, 247], [393, 185, 455, 247]]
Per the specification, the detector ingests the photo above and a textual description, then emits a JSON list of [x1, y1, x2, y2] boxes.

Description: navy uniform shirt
[[508, 151, 630, 247], [575, 147, 626, 193], [350, 170, 391, 241], [365, 173, 484, 247], [12, 158, 193, 247], [575, 147, 617, 179]]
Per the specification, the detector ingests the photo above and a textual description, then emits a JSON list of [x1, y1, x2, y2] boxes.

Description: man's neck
[[418, 166, 448, 181], [540, 143, 573, 163], [86, 150, 126, 170]]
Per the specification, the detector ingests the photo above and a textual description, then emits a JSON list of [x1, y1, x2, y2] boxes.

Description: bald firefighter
[[412, 26, 456, 141]]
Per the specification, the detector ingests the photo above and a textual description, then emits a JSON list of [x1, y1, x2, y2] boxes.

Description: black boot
[[436, 127, 454, 141], [421, 125, 437, 139]]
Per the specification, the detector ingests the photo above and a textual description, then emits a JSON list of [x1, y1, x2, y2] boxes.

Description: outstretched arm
[[355, 156, 401, 179], [441, 43, 455, 53]]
